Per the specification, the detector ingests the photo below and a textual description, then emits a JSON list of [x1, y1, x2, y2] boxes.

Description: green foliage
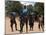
[[5, 1, 44, 16], [5, 1, 23, 15], [34, 2, 44, 15]]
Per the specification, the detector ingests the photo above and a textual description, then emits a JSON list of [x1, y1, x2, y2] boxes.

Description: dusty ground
[[5, 16, 43, 35]]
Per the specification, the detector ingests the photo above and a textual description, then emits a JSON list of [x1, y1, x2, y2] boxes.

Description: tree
[[34, 2, 44, 15], [5, 1, 23, 16]]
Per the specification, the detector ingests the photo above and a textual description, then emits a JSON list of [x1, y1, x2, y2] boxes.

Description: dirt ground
[[5, 16, 43, 35]]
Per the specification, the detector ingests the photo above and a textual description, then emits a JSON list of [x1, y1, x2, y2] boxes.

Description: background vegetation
[[5, 1, 44, 16]]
